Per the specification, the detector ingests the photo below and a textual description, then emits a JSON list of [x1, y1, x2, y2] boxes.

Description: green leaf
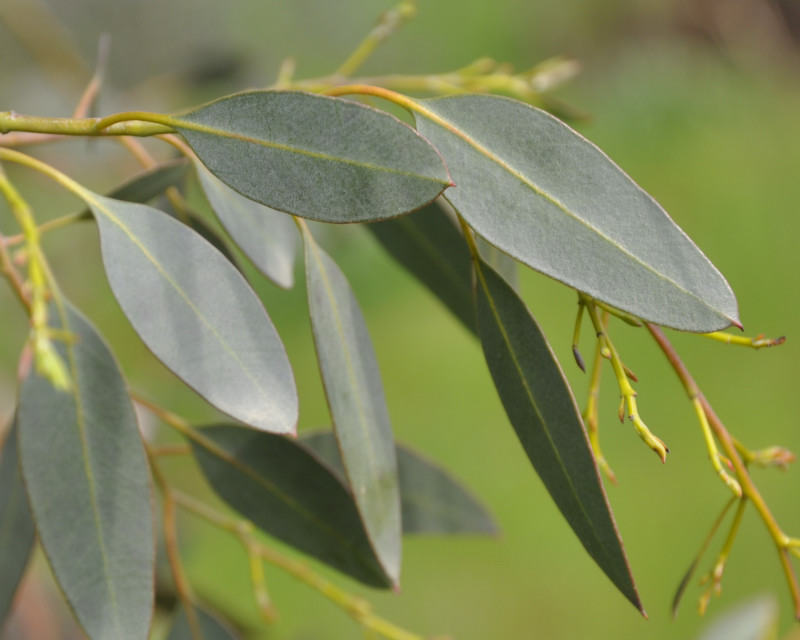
[[414, 95, 739, 332], [195, 161, 297, 289], [301, 431, 498, 536], [83, 192, 297, 434], [367, 200, 476, 334], [302, 226, 402, 585], [166, 605, 240, 640], [172, 91, 451, 223], [191, 425, 391, 588], [0, 416, 35, 627], [473, 256, 643, 613], [17, 301, 154, 640]]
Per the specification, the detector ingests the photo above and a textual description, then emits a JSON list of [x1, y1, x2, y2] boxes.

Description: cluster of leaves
[[0, 3, 797, 639]]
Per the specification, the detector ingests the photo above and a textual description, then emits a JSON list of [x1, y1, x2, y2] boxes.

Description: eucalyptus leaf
[[697, 596, 778, 640], [301, 431, 498, 536], [172, 91, 451, 222], [82, 192, 297, 434], [302, 226, 402, 585], [473, 256, 643, 613], [17, 301, 154, 640], [195, 161, 297, 289], [414, 94, 739, 332], [367, 199, 476, 334], [167, 605, 240, 640], [0, 416, 35, 627], [191, 425, 392, 588]]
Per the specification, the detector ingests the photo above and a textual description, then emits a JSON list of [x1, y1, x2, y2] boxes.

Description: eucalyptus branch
[[701, 330, 785, 349]]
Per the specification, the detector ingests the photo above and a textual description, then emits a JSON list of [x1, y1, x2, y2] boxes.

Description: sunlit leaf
[[191, 425, 392, 588], [473, 256, 643, 613], [301, 431, 498, 536], [172, 91, 451, 222], [0, 416, 35, 627], [17, 301, 154, 640], [302, 225, 402, 585], [697, 596, 778, 640], [367, 199, 476, 334], [195, 161, 297, 289], [82, 192, 297, 434], [166, 605, 240, 640], [414, 95, 739, 332]]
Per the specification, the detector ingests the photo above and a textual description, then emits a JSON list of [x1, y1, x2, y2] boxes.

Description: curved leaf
[[167, 605, 240, 640], [191, 425, 391, 588], [301, 431, 498, 536], [302, 226, 402, 585], [83, 192, 297, 434], [17, 301, 154, 640], [0, 416, 35, 627], [195, 161, 297, 289], [172, 91, 451, 223], [367, 200, 476, 334], [414, 95, 739, 332], [473, 256, 643, 613]]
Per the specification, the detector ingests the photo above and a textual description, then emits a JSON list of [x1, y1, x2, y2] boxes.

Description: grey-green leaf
[[167, 605, 240, 640], [697, 596, 778, 640], [17, 301, 154, 640], [367, 200, 476, 334], [301, 431, 498, 536], [191, 425, 391, 588], [473, 256, 643, 613], [195, 161, 297, 289], [302, 226, 402, 585], [172, 91, 451, 223], [0, 416, 35, 627], [414, 95, 739, 332], [83, 192, 297, 434]]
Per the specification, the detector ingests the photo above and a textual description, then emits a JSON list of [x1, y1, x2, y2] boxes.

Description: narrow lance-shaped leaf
[[195, 161, 298, 289], [301, 431, 498, 536], [191, 425, 392, 588], [414, 95, 739, 332], [167, 605, 240, 640], [473, 255, 643, 613], [172, 91, 451, 223], [0, 415, 35, 628], [82, 192, 297, 435], [302, 225, 402, 586], [367, 199, 476, 334], [17, 301, 154, 640]]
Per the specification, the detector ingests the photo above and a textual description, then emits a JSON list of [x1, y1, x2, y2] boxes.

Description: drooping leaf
[[82, 191, 297, 435], [477, 236, 518, 289], [76, 160, 190, 219], [302, 225, 402, 585], [195, 161, 297, 289], [167, 605, 240, 640], [301, 431, 498, 536], [473, 256, 643, 613], [171, 91, 451, 223], [414, 94, 739, 332], [191, 425, 391, 588], [0, 416, 35, 627], [17, 301, 154, 640], [367, 199, 476, 334]]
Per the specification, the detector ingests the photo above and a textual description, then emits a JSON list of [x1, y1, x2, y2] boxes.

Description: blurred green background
[[1, 0, 799, 639]]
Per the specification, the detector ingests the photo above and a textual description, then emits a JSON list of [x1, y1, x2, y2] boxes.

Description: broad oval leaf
[[473, 256, 643, 613], [190, 425, 391, 588], [172, 91, 451, 223], [195, 161, 297, 289], [0, 416, 35, 627], [414, 94, 739, 332], [301, 431, 498, 536], [17, 301, 154, 640], [367, 199, 476, 334], [167, 605, 240, 640], [302, 226, 402, 585], [83, 192, 297, 434]]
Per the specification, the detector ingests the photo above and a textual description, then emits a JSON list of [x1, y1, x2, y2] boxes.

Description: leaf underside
[[415, 94, 739, 332], [473, 256, 643, 613]]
